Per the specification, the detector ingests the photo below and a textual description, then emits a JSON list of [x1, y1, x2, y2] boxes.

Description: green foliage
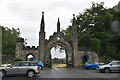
[[63, 2, 120, 60], [90, 38, 101, 53], [14, 57, 23, 62], [53, 45, 65, 53], [62, 26, 72, 40], [52, 58, 66, 64], [1, 26, 20, 55]]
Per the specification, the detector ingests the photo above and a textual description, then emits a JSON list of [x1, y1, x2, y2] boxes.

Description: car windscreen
[[87, 62, 95, 64]]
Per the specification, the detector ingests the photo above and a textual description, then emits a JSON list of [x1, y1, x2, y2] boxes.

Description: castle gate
[[15, 12, 98, 68]]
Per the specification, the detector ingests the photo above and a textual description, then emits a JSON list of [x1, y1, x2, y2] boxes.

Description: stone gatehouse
[[16, 12, 98, 67]]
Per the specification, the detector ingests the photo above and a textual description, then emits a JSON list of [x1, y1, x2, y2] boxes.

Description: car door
[[110, 62, 118, 71], [6, 62, 21, 74], [93, 62, 99, 68], [18, 62, 29, 74], [117, 62, 120, 72]]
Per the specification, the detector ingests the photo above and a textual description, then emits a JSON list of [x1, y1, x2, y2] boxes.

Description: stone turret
[[16, 37, 24, 58], [71, 14, 80, 67], [39, 12, 46, 62], [40, 12, 45, 32]]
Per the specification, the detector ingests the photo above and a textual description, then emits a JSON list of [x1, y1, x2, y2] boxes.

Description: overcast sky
[[0, 0, 119, 46], [0, 0, 120, 58]]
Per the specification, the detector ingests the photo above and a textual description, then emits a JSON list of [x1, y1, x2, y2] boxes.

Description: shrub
[[14, 57, 23, 62]]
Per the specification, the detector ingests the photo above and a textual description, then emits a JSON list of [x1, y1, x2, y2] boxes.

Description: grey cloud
[[1, 0, 120, 46]]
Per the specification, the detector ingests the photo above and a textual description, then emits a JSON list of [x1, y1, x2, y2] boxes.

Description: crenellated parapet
[[23, 46, 38, 50], [16, 37, 24, 43]]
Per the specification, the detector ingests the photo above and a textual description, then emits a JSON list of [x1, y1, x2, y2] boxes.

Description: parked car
[[83, 61, 102, 70], [0, 61, 40, 78], [97, 60, 120, 73], [32, 60, 44, 68]]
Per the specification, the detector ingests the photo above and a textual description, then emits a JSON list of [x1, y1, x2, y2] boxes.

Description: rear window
[[34, 63, 38, 66], [87, 61, 98, 64], [117, 62, 120, 65], [87, 62, 94, 64], [29, 63, 37, 66]]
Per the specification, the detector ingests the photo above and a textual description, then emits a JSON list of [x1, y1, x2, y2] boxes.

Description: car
[[97, 60, 120, 73], [83, 61, 100, 70], [0, 61, 40, 78], [32, 60, 44, 68]]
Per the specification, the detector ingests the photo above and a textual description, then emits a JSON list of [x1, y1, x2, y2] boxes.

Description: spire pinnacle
[[57, 17, 60, 32], [40, 12, 45, 32], [72, 14, 76, 26]]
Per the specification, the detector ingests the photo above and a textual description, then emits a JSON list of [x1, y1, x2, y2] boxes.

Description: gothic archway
[[45, 41, 73, 67], [82, 55, 88, 64], [15, 12, 99, 68], [25, 53, 35, 61]]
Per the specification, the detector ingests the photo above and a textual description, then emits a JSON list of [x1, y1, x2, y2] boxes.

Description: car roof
[[87, 61, 98, 62], [112, 60, 120, 62], [14, 61, 36, 63]]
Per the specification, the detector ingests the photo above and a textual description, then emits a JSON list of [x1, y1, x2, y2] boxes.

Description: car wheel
[[104, 68, 110, 73], [88, 67, 92, 70], [27, 71, 35, 78], [85, 67, 88, 70], [0, 71, 5, 78]]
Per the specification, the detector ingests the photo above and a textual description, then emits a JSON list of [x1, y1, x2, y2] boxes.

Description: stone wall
[[16, 49, 39, 61], [78, 50, 98, 66]]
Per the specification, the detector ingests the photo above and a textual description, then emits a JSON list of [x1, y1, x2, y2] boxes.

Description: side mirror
[[110, 64, 112, 66], [7, 65, 12, 68]]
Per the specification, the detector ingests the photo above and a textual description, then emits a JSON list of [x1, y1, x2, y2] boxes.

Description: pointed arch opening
[[26, 53, 35, 61], [45, 41, 73, 68], [51, 45, 67, 68], [82, 55, 88, 64]]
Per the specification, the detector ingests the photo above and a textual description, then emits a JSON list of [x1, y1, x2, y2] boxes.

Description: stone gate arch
[[45, 35, 73, 67], [25, 53, 36, 61], [15, 12, 98, 68], [80, 51, 99, 65]]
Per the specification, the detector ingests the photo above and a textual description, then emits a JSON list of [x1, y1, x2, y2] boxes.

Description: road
[[1, 67, 120, 80]]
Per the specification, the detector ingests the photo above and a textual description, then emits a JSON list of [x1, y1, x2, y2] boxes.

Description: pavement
[[1, 67, 120, 80]]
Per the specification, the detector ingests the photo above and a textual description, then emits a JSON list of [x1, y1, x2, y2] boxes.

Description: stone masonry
[[15, 12, 98, 67]]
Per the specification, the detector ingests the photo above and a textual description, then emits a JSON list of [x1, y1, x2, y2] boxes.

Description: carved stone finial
[[57, 17, 60, 32], [73, 14, 75, 17], [40, 12, 45, 32], [72, 14, 76, 26]]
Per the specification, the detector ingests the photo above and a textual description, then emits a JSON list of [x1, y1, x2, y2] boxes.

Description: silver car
[[97, 60, 120, 73], [0, 61, 40, 78]]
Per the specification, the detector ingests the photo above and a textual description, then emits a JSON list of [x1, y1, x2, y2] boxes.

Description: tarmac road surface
[[1, 67, 120, 80]]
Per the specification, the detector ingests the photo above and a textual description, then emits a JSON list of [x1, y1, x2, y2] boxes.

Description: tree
[[63, 2, 120, 60], [1, 26, 20, 55], [14, 57, 23, 62], [52, 58, 59, 64], [90, 38, 101, 53]]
